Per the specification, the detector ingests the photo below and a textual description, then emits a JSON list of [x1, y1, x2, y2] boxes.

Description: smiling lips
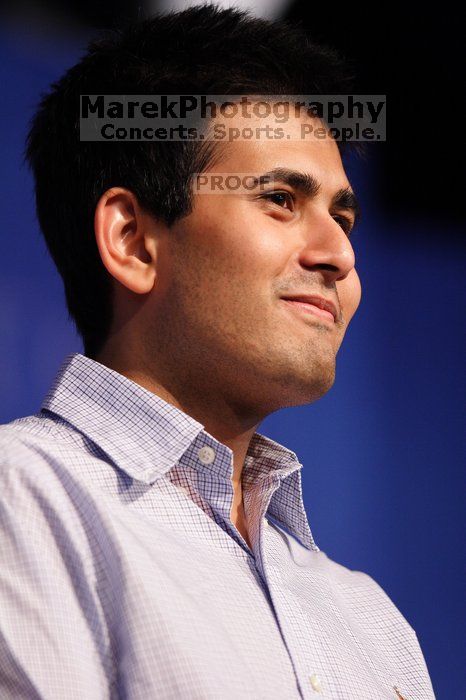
[[280, 294, 338, 323]]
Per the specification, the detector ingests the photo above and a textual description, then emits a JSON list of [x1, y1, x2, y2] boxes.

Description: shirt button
[[197, 446, 216, 465], [309, 673, 323, 693]]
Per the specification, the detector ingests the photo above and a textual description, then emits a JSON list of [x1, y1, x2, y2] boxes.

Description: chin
[[297, 369, 335, 405], [267, 360, 336, 410]]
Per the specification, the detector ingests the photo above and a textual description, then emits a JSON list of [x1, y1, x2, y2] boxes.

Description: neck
[[95, 347, 262, 530]]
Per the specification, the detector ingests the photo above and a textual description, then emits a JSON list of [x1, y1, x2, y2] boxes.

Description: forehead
[[206, 110, 350, 192]]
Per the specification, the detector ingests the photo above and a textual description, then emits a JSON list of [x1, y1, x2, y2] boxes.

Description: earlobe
[[94, 187, 157, 295]]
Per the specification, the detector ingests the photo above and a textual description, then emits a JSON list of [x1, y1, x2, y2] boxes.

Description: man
[[0, 5, 434, 699]]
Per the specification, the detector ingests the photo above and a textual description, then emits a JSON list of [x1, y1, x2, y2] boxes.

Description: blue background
[[0, 23, 464, 698]]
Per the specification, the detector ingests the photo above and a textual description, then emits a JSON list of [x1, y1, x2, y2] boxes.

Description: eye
[[260, 190, 295, 211], [332, 214, 354, 236]]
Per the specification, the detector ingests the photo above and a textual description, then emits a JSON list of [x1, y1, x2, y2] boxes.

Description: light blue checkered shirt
[[0, 353, 434, 699]]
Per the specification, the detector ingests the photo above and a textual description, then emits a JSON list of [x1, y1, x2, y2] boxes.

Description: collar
[[41, 353, 318, 551]]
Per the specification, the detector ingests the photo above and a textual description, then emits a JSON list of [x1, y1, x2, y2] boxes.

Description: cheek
[[194, 214, 287, 287], [167, 224, 266, 314], [338, 268, 362, 323], [172, 199, 293, 311]]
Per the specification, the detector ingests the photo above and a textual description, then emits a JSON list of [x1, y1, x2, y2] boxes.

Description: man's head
[[26, 4, 362, 419]]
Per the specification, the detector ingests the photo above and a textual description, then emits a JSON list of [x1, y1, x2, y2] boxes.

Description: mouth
[[280, 294, 338, 324]]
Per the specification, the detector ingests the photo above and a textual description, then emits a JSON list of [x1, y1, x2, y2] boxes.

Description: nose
[[297, 210, 356, 284]]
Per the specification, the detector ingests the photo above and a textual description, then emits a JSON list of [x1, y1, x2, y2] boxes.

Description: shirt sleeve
[[0, 436, 112, 699]]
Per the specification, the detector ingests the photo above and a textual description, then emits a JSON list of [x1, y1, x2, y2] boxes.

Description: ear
[[94, 187, 158, 294]]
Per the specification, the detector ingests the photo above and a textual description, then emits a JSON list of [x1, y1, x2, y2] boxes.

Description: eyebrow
[[253, 167, 361, 225]]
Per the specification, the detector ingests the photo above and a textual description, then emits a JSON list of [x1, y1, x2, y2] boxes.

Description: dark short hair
[[26, 3, 355, 359]]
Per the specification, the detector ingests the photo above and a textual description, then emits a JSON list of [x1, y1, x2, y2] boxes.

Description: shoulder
[[1, 410, 84, 449], [0, 418, 53, 476], [0, 414, 106, 514], [0, 411, 105, 473], [0, 418, 74, 503], [0, 417, 107, 574], [319, 551, 419, 637]]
